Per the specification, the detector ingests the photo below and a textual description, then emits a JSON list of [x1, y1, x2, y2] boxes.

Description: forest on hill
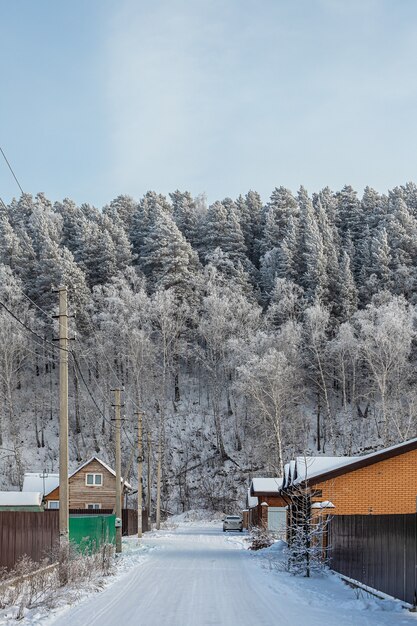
[[0, 183, 416, 511]]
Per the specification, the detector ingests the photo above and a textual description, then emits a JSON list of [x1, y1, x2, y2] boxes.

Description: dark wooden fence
[[0, 508, 151, 570], [329, 514, 417, 605], [0, 511, 59, 570]]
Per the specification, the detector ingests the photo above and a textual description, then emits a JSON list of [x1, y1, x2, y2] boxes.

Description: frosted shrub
[[0, 542, 115, 618], [248, 526, 274, 551], [285, 513, 330, 577]]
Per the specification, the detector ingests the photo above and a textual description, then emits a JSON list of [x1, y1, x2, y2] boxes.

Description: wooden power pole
[[147, 431, 152, 529], [56, 286, 69, 545], [112, 388, 123, 553], [137, 411, 143, 538], [156, 429, 162, 530]]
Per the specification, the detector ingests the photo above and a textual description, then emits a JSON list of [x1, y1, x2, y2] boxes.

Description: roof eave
[[288, 438, 417, 488]]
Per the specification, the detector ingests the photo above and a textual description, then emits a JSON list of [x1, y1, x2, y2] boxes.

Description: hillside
[[0, 184, 416, 513]]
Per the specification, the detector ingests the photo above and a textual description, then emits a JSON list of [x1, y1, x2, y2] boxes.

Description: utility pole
[[147, 431, 152, 529], [112, 388, 123, 554], [137, 411, 143, 538], [156, 429, 162, 530], [56, 286, 69, 546]]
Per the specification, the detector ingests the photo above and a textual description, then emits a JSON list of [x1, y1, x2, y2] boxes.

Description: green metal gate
[[69, 514, 116, 553]]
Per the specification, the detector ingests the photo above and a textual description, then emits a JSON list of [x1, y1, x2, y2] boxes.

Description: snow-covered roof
[[22, 473, 59, 496], [0, 491, 43, 507], [288, 437, 417, 488], [294, 456, 358, 484], [247, 488, 258, 509], [69, 457, 133, 490], [251, 477, 283, 494], [24, 457, 133, 495]]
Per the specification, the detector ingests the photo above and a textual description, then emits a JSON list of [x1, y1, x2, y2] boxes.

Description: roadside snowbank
[[0, 539, 153, 626], [251, 540, 409, 616], [165, 508, 225, 526]]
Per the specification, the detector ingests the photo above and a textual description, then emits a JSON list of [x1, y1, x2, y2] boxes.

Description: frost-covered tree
[[170, 190, 199, 249], [353, 296, 415, 443], [140, 208, 199, 302], [299, 188, 327, 303], [202, 199, 247, 264], [238, 348, 299, 475]]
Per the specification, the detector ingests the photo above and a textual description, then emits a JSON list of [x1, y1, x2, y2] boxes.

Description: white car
[[223, 515, 243, 532]]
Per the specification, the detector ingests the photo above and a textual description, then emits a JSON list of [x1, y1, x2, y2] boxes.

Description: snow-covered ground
[[3, 516, 417, 626]]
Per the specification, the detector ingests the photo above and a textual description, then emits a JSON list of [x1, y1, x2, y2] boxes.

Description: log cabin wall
[[44, 459, 124, 511]]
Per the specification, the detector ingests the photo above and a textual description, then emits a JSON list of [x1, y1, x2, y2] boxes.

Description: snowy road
[[48, 526, 415, 626]]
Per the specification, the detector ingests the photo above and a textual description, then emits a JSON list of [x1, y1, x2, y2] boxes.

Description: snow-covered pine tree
[[202, 199, 247, 264], [170, 190, 199, 249], [140, 207, 199, 303], [298, 187, 327, 303]]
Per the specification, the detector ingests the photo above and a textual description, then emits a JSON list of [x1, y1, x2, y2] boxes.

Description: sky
[[1, 0, 417, 208]]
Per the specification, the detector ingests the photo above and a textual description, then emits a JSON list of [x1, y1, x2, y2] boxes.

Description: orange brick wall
[[312, 448, 417, 514]]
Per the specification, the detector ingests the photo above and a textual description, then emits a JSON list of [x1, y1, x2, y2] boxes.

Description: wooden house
[[27, 457, 132, 511]]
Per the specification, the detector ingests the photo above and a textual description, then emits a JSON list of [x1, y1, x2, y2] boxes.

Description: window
[[86, 503, 101, 510], [85, 473, 103, 486], [48, 501, 59, 509]]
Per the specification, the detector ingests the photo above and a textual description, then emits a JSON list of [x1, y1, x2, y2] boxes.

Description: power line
[[71, 351, 113, 427], [14, 283, 145, 422], [73, 344, 136, 447], [0, 197, 8, 213], [0, 146, 24, 195], [15, 285, 51, 319], [0, 300, 67, 353], [2, 292, 138, 448]]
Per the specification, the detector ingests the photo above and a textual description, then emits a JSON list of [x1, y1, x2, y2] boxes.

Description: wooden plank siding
[[45, 459, 125, 511], [0, 511, 59, 570]]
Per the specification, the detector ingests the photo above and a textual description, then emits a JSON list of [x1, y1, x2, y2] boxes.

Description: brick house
[[28, 457, 132, 511], [283, 437, 417, 515]]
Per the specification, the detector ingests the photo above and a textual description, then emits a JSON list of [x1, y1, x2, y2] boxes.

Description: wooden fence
[[0, 508, 151, 570], [329, 514, 417, 605], [0, 511, 59, 570]]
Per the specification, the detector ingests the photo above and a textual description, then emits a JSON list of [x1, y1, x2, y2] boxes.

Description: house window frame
[[85, 473, 103, 487], [48, 500, 59, 509], [86, 503, 101, 510]]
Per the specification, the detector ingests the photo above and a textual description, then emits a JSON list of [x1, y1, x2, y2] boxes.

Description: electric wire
[[0, 301, 67, 353], [14, 281, 144, 419], [0, 196, 9, 213], [2, 290, 140, 447], [0, 145, 142, 449], [71, 351, 113, 428], [0, 302, 114, 435], [0, 145, 24, 194]]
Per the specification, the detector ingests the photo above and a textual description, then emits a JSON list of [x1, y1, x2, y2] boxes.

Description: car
[[223, 515, 243, 532]]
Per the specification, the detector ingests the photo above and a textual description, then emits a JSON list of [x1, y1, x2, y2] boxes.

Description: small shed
[[248, 477, 287, 532], [0, 491, 43, 511]]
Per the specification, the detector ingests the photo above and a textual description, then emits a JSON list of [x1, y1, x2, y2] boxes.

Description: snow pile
[[167, 509, 225, 525], [0, 538, 153, 625], [251, 541, 407, 616]]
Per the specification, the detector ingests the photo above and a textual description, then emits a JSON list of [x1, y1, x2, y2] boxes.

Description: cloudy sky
[[1, 0, 417, 207]]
